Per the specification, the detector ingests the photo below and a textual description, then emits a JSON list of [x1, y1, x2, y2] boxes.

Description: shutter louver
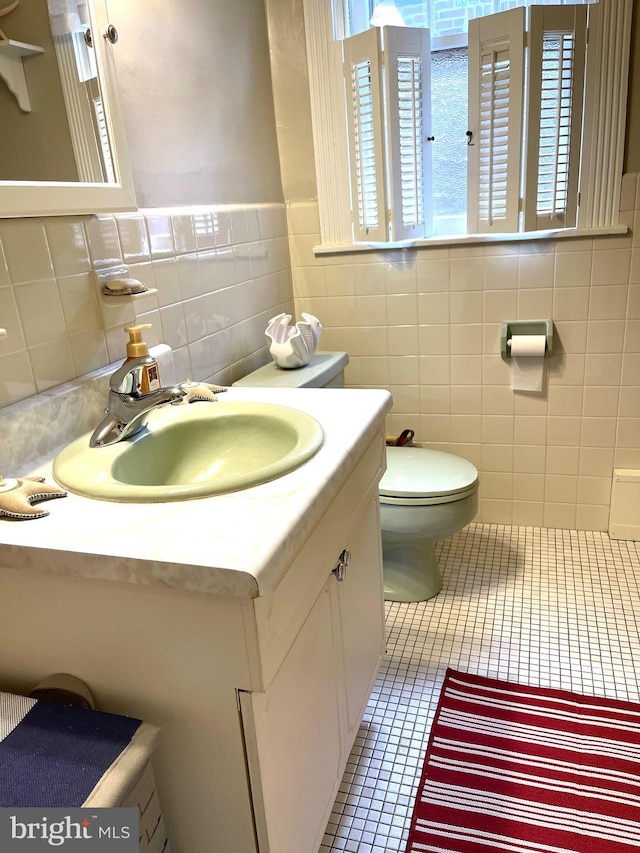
[[383, 26, 433, 240], [93, 95, 116, 183], [524, 5, 587, 231], [467, 8, 525, 234], [344, 29, 388, 242], [398, 56, 423, 228], [479, 46, 510, 225], [353, 59, 379, 230]]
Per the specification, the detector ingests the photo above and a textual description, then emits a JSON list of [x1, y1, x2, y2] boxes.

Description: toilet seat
[[379, 447, 478, 507]]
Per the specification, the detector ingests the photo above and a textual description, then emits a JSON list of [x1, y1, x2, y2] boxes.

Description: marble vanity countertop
[[0, 387, 392, 599]]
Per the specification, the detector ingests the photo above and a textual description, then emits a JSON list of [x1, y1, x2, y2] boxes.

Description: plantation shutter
[[382, 26, 433, 241], [343, 26, 432, 243], [467, 8, 525, 234], [344, 28, 388, 242], [523, 5, 587, 231]]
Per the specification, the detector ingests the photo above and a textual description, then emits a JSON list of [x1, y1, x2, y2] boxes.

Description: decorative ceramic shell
[[265, 313, 323, 369]]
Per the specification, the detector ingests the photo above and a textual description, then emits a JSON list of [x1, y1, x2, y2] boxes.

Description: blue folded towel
[[0, 691, 141, 808]]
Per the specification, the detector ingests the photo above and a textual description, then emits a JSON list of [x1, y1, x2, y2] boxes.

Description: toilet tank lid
[[232, 352, 349, 388], [380, 447, 479, 499]]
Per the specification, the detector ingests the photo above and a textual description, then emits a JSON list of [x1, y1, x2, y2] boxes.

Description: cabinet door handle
[[104, 24, 119, 44], [331, 548, 351, 582]]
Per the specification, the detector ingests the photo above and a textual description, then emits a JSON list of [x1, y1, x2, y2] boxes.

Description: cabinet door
[[240, 583, 343, 853], [335, 496, 385, 744]]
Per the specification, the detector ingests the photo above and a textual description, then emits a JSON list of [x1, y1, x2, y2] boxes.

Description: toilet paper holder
[[500, 320, 554, 358]]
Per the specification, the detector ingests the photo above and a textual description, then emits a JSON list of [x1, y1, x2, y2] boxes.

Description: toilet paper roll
[[509, 335, 546, 392]]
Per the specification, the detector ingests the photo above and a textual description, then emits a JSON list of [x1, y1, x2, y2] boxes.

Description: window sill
[[312, 225, 629, 256]]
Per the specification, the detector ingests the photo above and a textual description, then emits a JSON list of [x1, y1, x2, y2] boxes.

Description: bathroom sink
[[52, 401, 324, 502]]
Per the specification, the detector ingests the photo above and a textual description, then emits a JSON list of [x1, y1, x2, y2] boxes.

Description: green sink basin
[[53, 401, 324, 502]]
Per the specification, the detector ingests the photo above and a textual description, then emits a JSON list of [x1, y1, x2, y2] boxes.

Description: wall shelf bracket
[[0, 38, 44, 112]]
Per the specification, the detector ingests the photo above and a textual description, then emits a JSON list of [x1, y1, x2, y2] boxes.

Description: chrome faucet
[[90, 356, 192, 448]]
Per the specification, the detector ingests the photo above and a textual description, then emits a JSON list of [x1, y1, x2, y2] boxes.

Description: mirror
[[0, 0, 136, 216]]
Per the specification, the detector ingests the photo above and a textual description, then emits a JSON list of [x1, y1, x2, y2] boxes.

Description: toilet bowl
[[379, 446, 478, 602], [233, 351, 479, 603]]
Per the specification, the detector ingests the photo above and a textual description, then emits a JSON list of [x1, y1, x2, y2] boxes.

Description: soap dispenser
[[123, 323, 161, 394]]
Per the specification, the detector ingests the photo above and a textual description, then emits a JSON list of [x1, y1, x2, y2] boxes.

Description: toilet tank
[[233, 352, 349, 389]]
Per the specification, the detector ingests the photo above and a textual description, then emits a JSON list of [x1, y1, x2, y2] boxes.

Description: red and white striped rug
[[405, 668, 640, 853]]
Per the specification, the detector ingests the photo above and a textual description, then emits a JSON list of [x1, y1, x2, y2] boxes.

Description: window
[[302, 0, 633, 248], [431, 47, 468, 231]]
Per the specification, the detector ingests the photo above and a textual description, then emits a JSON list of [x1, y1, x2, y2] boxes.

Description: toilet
[[379, 446, 477, 601], [233, 352, 479, 603]]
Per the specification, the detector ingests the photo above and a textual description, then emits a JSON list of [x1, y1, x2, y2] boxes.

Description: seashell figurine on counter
[[265, 313, 322, 369]]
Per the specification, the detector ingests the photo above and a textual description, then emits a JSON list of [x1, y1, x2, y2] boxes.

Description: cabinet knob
[[104, 24, 119, 44], [331, 548, 351, 582]]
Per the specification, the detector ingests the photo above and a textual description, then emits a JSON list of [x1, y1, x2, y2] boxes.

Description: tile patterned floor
[[320, 522, 640, 853]]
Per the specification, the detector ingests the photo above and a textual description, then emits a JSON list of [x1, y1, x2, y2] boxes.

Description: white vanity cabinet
[[241, 493, 384, 853], [0, 406, 389, 853]]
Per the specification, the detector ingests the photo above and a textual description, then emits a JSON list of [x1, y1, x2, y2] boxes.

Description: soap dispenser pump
[[123, 323, 161, 394]]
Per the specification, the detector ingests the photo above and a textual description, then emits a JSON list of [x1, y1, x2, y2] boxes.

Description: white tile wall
[[288, 173, 640, 531], [3, 177, 639, 533], [0, 203, 294, 407]]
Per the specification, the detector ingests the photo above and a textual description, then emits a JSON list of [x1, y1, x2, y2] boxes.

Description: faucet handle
[[110, 356, 156, 396]]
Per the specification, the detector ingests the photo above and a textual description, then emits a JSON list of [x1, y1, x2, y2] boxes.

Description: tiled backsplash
[[288, 174, 640, 532], [0, 204, 294, 407], [3, 177, 640, 533]]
